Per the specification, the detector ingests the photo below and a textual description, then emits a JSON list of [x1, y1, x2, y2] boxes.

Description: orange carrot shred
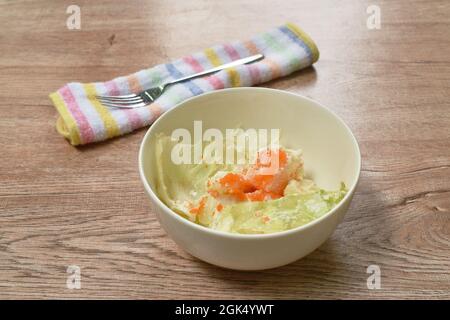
[[206, 148, 289, 203], [189, 196, 207, 214], [262, 216, 271, 223]]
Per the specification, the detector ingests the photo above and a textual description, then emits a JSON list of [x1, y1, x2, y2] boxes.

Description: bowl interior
[[141, 88, 360, 206]]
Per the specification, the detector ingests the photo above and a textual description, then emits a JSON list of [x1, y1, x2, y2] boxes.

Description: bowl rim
[[139, 87, 361, 239]]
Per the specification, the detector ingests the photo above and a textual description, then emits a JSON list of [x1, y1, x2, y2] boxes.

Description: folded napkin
[[49, 22, 319, 145]]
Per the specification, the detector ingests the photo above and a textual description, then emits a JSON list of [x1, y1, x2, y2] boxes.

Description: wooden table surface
[[0, 0, 449, 299]]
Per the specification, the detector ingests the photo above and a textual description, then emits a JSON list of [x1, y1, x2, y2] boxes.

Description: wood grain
[[0, 0, 449, 299]]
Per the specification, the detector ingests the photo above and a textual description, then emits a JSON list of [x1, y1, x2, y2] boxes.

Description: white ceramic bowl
[[139, 87, 361, 270]]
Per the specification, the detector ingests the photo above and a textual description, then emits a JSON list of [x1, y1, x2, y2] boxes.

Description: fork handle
[[167, 53, 264, 86]]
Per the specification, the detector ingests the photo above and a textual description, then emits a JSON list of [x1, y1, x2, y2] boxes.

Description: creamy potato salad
[[153, 131, 347, 234]]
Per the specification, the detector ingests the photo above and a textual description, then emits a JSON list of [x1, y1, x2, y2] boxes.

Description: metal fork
[[96, 53, 264, 109]]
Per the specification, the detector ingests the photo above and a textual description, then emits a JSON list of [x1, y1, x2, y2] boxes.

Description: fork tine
[[96, 96, 143, 103], [96, 93, 139, 99], [100, 101, 148, 109], [97, 97, 144, 105]]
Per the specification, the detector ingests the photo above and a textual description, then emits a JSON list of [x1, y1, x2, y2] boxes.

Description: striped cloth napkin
[[49, 23, 319, 145]]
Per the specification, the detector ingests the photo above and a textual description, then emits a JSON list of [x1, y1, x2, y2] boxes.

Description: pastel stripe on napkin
[[50, 23, 319, 145]]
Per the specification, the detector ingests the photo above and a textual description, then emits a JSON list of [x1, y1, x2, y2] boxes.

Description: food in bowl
[[140, 88, 361, 270], [153, 129, 347, 234]]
